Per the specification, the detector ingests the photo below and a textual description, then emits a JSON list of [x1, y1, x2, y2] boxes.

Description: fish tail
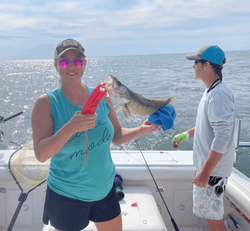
[[168, 96, 177, 104]]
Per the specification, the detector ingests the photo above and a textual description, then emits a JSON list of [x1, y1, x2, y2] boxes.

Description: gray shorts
[[193, 176, 227, 220]]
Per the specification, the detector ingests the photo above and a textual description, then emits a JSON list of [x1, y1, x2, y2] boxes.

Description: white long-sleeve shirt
[[193, 81, 236, 177]]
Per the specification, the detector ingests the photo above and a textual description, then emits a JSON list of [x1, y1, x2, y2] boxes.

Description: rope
[[82, 131, 89, 165]]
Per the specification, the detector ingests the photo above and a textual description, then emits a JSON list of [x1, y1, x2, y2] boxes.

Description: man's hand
[[172, 129, 193, 149], [172, 135, 183, 149], [192, 170, 210, 188], [192, 150, 224, 188]]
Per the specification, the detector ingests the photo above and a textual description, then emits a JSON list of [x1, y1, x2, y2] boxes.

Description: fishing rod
[[0, 111, 24, 124], [123, 119, 179, 231]]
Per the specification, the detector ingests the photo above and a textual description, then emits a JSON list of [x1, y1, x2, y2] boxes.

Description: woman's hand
[[68, 111, 97, 133], [141, 119, 161, 134]]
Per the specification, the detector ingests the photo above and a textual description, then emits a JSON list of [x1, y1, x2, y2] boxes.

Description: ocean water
[[0, 51, 250, 177]]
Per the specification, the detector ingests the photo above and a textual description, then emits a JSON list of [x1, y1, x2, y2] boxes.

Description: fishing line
[[123, 118, 179, 231]]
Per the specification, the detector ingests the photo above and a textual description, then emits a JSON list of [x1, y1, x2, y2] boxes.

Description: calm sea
[[0, 51, 250, 177]]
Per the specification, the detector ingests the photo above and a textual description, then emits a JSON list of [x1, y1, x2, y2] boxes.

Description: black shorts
[[43, 183, 121, 231]]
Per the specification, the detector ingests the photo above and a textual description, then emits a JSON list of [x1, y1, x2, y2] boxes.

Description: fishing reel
[[0, 111, 23, 142]]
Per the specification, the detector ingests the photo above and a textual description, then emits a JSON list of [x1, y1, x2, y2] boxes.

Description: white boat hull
[[0, 150, 250, 231]]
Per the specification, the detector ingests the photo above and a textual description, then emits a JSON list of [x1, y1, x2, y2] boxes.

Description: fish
[[103, 75, 176, 119]]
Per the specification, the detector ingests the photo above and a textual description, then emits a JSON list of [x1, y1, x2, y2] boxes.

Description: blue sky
[[0, 0, 249, 60]]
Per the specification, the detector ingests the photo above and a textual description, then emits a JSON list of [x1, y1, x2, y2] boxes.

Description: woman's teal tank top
[[46, 85, 115, 202]]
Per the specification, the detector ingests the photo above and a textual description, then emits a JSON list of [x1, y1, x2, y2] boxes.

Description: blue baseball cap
[[185, 45, 226, 65]]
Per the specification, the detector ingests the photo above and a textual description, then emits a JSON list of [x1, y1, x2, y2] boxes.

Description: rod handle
[[171, 218, 179, 231]]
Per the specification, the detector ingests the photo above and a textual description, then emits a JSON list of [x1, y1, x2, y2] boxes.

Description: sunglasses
[[194, 60, 202, 65], [59, 58, 84, 68], [194, 60, 207, 65]]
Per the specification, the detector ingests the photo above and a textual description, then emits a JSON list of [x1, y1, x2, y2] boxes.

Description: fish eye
[[117, 81, 122, 86]]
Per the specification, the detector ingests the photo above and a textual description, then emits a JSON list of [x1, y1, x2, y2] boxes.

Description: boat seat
[[42, 186, 167, 231]]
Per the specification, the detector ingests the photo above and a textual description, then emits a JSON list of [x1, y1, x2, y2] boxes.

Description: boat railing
[[239, 142, 250, 147], [234, 118, 250, 148], [234, 118, 250, 162], [0, 111, 24, 142]]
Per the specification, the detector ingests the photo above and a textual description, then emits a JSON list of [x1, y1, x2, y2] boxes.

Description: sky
[[0, 0, 249, 61]]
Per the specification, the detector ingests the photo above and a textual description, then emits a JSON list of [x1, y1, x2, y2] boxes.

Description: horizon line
[[0, 49, 249, 62]]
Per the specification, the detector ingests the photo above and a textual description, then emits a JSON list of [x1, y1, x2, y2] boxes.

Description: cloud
[[109, 0, 250, 29], [0, 0, 249, 60], [0, 13, 39, 30], [0, 0, 249, 38]]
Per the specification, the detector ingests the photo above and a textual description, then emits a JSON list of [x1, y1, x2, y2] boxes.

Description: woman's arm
[[104, 96, 160, 146], [32, 94, 97, 162]]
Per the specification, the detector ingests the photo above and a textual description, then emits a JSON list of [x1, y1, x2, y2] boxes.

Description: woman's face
[[55, 49, 87, 84]]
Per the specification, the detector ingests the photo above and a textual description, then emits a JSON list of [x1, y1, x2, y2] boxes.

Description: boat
[[0, 115, 250, 231]]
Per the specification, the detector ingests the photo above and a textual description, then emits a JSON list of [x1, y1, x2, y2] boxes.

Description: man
[[172, 45, 236, 231]]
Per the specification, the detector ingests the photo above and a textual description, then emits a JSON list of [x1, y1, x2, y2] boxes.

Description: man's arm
[[187, 127, 195, 138], [192, 149, 223, 187], [193, 93, 235, 187]]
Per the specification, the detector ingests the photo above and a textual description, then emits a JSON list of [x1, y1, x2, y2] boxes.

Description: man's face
[[193, 61, 206, 80]]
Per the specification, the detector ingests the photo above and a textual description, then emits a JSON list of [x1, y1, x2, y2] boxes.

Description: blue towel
[[148, 105, 176, 131]]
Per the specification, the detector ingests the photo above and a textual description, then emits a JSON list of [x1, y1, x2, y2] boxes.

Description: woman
[[32, 39, 161, 231]]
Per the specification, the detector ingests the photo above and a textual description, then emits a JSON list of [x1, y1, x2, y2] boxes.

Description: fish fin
[[123, 110, 129, 119], [135, 93, 164, 102], [153, 98, 164, 101], [120, 97, 130, 104], [134, 92, 149, 100], [116, 106, 122, 113], [122, 105, 131, 119], [124, 104, 132, 116], [167, 96, 177, 104]]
